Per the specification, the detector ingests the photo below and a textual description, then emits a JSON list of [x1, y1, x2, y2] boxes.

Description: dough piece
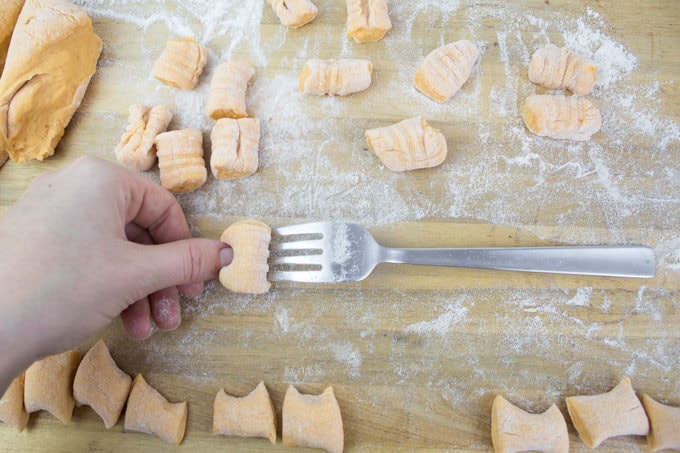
[[282, 386, 343, 453], [345, 0, 392, 42], [114, 104, 172, 171], [124, 374, 188, 445], [491, 395, 569, 453], [0, 150, 8, 169], [523, 94, 601, 141], [213, 381, 277, 444], [299, 59, 373, 96], [207, 61, 254, 120], [0, 374, 29, 431], [152, 37, 208, 90], [24, 350, 82, 424], [219, 220, 271, 294], [365, 116, 447, 171], [210, 117, 260, 180], [0, 0, 25, 72], [155, 128, 207, 193], [529, 44, 598, 95], [73, 339, 132, 429], [267, 0, 318, 29], [414, 40, 479, 103], [0, 0, 102, 163], [566, 377, 649, 448], [641, 394, 680, 452]]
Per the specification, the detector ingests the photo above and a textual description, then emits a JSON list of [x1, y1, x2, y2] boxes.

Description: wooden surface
[[1, 0, 679, 451]]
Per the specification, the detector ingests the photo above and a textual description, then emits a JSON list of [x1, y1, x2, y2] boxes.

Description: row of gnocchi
[[492, 378, 680, 452], [0, 340, 344, 452]]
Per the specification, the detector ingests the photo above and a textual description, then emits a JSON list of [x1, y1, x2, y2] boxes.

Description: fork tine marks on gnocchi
[[345, 0, 392, 42], [299, 58, 373, 96], [414, 39, 480, 103], [523, 94, 602, 141], [267, 0, 318, 29]]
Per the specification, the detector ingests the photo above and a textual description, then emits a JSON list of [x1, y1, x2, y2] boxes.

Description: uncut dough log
[[523, 94, 601, 141], [24, 350, 82, 424], [211, 118, 260, 179], [282, 386, 344, 453], [414, 40, 479, 103], [267, 0, 318, 28], [114, 104, 172, 171], [641, 394, 680, 452], [213, 381, 277, 443], [155, 128, 207, 193], [299, 59, 373, 96], [529, 44, 598, 95], [152, 37, 208, 90], [491, 395, 569, 453], [566, 377, 649, 448], [0, 0, 25, 72], [345, 0, 392, 42], [207, 61, 254, 120], [124, 374, 188, 445], [73, 339, 132, 429], [219, 220, 271, 294], [0, 374, 29, 431], [365, 116, 447, 171], [0, 0, 102, 163]]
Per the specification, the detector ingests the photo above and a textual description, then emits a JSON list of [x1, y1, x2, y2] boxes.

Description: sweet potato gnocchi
[[282, 386, 344, 453], [213, 381, 277, 444], [523, 94, 601, 141], [414, 40, 479, 103], [299, 58, 373, 96], [152, 37, 208, 90], [529, 44, 598, 95], [211, 118, 260, 180], [155, 128, 207, 193], [114, 104, 172, 171], [0, 0, 24, 72], [207, 61, 254, 120], [219, 220, 271, 294], [641, 394, 680, 452], [267, 0, 318, 28], [0, 374, 29, 431], [24, 350, 81, 424], [345, 0, 392, 42]]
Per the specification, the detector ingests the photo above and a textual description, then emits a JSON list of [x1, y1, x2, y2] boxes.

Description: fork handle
[[380, 246, 656, 278]]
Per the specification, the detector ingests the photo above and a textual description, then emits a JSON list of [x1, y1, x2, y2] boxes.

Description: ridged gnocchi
[[152, 37, 208, 90], [213, 381, 277, 444], [211, 118, 260, 180], [414, 40, 479, 103], [219, 220, 271, 294], [267, 0, 318, 29], [114, 104, 172, 171], [155, 129, 207, 193], [282, 386, 344, 453], [345, 0, 392, 42], [529, 44, 598, 95], [523, 94, 601, 141], [299, 58, 373, 96], [207, 61, 254, 120]]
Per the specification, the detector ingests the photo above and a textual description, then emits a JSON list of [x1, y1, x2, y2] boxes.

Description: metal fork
[[268, 221, 656, 283]]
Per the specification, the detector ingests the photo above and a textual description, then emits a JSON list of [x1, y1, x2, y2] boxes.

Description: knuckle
[[181, 241, 206, 283]]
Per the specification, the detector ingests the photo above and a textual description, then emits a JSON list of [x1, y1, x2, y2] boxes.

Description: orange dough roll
[[219, 220, 271, 294], [529, 44, 598, 95], [24, 350, 82, 424], [641, 394, 680, 452], [155, 128, 207, 193], [415, 39, 479, 103], [523, 94, 601, 141], [491, 395, 569, 453], [152, 37, 208, 90], [282, 386, 344, 453], [299, 58, 373, 96], [365, 116, 447, 172], [345, 0, 392, 42], [124, 374, 188, 445], [0, 374, 29, 431], [207, 61, 254, 120], [213, 381, 277, 443], [267, 0, 318, 28], [0, 0, 24, 69], [114, 104, 172, 171], [210, 117, 260, 180]]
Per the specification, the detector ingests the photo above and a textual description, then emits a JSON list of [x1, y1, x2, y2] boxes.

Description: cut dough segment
[[345, 0, 392, 42], [0, 0, 24, 72], [282, 386, 344, 453], [267, 0, 318, 28], [213, 381, 277, 444], [73, 339, 132, 429], [124, 374, 188, 445], [641, 394, 680, 452], [207, 61, 254, 120], [414, 40, 479, 103], [24, 350, 82, 424], [0, 374, 29, 431], [300, 59, 373, 96], [152, 37, 208, 90], [529, 44, 598, 95], [491, 395, 569, 453], [211, 118, 260, 180], [219, 220, 271, 294], [523, 94, 601, 141], [114, 104, 172, 171], [365, 116, 447, 171], [566, 377, 649, 448], [0, 0, 102, 163], [155, 128, 207, 193]]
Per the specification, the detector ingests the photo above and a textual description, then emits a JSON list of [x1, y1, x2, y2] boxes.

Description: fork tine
[[269, 239, 324, 251], [273, 222, 328, 236], [269, 254, 324, 266], [268, 270, 329, 283]]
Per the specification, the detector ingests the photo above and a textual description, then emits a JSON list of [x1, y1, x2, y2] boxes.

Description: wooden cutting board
[[1, 1, 679, 451]]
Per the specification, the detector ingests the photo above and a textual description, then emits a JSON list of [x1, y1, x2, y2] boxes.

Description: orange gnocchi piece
[[345, 0, 392, 43], [152, 37, 208, 90], [0, 0, 24, 71], [114, 104, 172, 171], [365, 116, 447, 171], [155, 129, 207, 193], [523, 94, 601, 141], [415, 40, 479, 103], [213, 381, 277, 444], [0, 374, 29, 431], [529, 44, 598, 95], [267, 0, 318, 29], [207, 61, 254, 120], [299, 58, 373, 96], [219, 220, 271, 294], [282, 386, 344, 453], [641, 394, 680, 452], [211, 118, 260, 180]]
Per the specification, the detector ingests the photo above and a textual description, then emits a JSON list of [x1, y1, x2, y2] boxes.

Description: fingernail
[[219, 246, 233, 267]]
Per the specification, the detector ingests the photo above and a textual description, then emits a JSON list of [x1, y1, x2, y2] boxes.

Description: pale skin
[[0, 156, 233, 395]]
